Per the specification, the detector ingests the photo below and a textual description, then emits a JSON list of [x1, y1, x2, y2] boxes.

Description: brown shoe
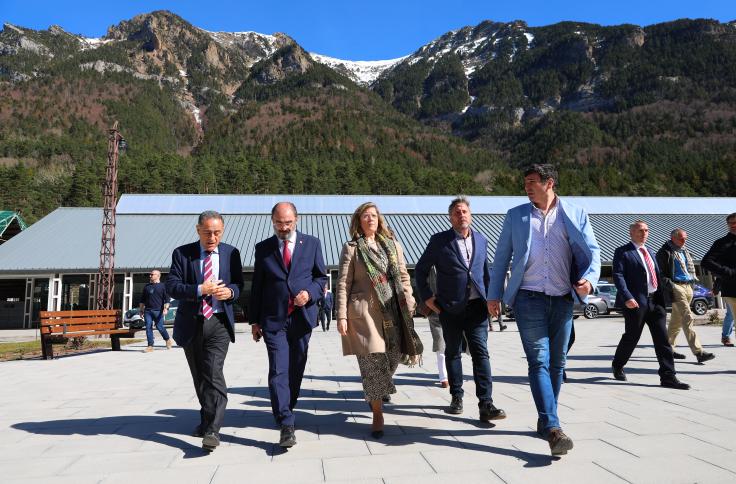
[[723, 337, 734, 347], [166, 338, 173, 349], [143, 346, 154, 353], [548, 428, 574, 456]]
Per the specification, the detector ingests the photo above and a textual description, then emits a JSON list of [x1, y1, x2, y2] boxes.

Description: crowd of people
[[152, 163, 735, 458]]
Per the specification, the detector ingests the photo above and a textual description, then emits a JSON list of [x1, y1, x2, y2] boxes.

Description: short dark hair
[[271, 201, 298, 218], [523, 164, 559, 190], [727, 213, 736, 223], [198, 210, 223, 225], [448, 196, 470, 214]]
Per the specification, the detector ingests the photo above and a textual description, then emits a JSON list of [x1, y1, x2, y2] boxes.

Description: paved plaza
[[1, 316, 735, 483]]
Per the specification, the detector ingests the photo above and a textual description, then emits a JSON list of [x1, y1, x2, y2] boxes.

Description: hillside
[[1, 12, 735, 222]]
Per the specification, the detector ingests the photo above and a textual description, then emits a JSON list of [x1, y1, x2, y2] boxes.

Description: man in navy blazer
[[250, 202, 328, 448], [415, 197, 507, 423], [612, 220, 690, 390], [165, 211, 244, 452], [488, 164, 600, 456]]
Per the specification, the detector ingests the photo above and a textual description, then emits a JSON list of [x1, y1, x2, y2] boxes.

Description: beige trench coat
[[336, 239, 416, 356]]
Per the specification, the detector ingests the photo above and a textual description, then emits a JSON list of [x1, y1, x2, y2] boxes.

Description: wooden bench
[[40, 309, 137, 360]]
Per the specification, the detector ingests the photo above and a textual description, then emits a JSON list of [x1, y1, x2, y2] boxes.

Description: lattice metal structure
[[95, 122, 124, 310]]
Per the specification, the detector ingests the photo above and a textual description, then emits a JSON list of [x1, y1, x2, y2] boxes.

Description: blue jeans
[[722, 304, 735, 338], [144, 309, 170, 346], [514, 290, 573, 432], [439, 298, 493, 403]]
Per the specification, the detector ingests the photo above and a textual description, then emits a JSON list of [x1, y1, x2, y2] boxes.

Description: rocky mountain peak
[[250, 43, 313, 84]]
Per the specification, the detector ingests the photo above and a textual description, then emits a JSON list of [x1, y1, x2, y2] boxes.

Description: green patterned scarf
[[356, 235, 422, 358]]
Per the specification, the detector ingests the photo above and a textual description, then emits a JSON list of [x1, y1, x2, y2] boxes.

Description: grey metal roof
[[0, 207, 729, 274], [117, 194, 736, 215]]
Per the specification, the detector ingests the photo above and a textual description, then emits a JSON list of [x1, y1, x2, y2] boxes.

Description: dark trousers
[[262, 316, 312, 426], [439, 298, 493, 403], [144, 309, 170, 347], [612, 299, 676, 379], [319, 307, 331, 331], [184, 313, 231, 435]]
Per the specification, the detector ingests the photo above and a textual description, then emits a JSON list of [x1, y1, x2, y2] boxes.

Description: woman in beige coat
[[336, 202, 419, 438]]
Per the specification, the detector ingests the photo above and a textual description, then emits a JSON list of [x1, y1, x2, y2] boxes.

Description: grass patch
[[0, 338, 144, 361]]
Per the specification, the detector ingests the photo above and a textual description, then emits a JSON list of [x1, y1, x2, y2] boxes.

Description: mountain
[[1, 11, 735, 223], [374, 18, 736, 194]]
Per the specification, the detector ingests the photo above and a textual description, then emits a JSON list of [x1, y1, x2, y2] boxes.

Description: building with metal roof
[[0, 194, 733, 329]]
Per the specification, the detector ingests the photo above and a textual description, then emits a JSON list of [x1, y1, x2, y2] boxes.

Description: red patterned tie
[[283, 240, 294, 315], [639, 247, 658, 289], [202, 251, 214, 319]]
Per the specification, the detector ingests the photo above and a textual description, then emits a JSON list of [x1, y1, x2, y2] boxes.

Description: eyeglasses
[[273, 221, 295, 228]]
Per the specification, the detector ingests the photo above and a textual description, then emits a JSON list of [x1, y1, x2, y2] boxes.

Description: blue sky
[[1, 0, 733, 60]]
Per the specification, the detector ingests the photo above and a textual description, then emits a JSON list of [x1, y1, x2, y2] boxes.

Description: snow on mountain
[[79, 37, 114, 50], [309, 53, 406, 85]]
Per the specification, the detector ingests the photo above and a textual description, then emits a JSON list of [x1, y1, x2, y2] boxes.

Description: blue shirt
[[520, 200, 573, 296], [673, 249, 695, 282]]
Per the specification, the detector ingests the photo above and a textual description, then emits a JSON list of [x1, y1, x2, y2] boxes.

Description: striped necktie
[[202, 251, 214, 319], [639, 247, 658, 290]]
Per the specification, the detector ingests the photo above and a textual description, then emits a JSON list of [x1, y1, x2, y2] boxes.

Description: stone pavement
[[1, 317, 735, 484]]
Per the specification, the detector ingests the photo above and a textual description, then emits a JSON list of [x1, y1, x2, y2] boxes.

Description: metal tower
[[95, 122, 124, 310]]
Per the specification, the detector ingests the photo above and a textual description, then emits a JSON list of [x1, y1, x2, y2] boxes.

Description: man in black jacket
[[656, 229, 714, 363], [702, 213, 736, 331]]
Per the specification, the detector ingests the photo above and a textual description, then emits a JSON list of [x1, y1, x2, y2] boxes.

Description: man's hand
[[488, 300, 501, 318], [424, 297, 441, 314], [294, 290, 310, 307], [200, 279, 223, 296], [212, 286, 232, 301], [337, 318, 348, 336], [624, 298, 639, 309], [574, 279, 593, 298], [251, 323, 263, 342]]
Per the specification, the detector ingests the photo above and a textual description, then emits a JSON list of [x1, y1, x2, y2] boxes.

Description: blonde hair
[[349, 202, 394, 240]]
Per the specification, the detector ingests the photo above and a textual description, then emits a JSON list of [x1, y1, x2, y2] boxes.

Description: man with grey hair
[[415, 196, 507, 423], [612, 220, 689, 390], [656, 228, 715, 363], [165, 210, 244, 452]]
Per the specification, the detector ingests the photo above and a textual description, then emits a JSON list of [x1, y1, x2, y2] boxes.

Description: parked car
[[594, 281, 617, 314], [598, 281, 713, 316], [690, 284, 714, 316], [124, 299, 178, 329], [582, 295, 609, 319], [123, 308, 145, 329]]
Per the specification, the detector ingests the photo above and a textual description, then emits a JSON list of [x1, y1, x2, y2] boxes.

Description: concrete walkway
[[1, 317, 735, 483]]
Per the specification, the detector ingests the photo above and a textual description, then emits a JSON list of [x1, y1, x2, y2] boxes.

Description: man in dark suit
[[319, 287, 333, 331], [250, 202, 328, 448], [611, 220, 689, 390], [415, 196, 506, 422], [165, 211, 244, 452]]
